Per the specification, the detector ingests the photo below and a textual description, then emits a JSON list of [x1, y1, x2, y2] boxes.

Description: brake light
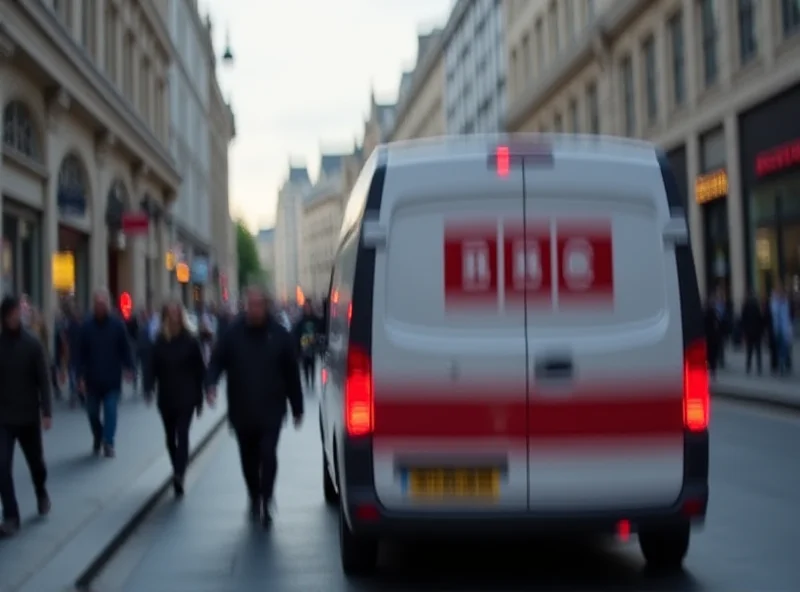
[[347, 302, 352, 324], [496, 145, 510, 177], [345, 345, 373, 437], [683, 339, 710, 431]]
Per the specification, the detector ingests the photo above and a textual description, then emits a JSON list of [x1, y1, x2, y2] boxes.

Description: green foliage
[[235, 220, 264, 289]]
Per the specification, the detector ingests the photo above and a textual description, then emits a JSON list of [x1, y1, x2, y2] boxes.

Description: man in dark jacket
[[78, 288, 134, 458], [0, 296, 53, 537], [292, 301, 323, 392], [206, 286, 303, 527], [740, 290, 765, 374]]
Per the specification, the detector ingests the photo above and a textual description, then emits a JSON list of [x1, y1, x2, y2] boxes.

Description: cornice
[[7, 1, 180, 189]]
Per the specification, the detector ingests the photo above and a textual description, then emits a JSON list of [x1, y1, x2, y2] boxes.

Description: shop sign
[[52, 251, 75, 292], [176, 262, 190, 284], [121, 212, 149, 235], [695, 169, 728, 205], [191, 258, 209, 284], [756, 139, 800, 178], [165, 250, 176, 271]]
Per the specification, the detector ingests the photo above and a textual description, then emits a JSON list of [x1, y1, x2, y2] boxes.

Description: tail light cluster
[[683, 338, 710, 432], [345, 345, 374, 437]]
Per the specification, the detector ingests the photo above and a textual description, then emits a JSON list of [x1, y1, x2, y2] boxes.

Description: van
[[319, 135, 710, 576]]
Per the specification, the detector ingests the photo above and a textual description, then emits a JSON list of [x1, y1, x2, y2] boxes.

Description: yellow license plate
[[407, 468, 500, 499]]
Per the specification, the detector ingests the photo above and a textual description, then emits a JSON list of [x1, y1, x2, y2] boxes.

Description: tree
[[235, 220, 264, 290]]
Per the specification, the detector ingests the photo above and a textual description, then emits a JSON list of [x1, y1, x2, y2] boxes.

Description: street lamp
[[222, 28, 234, 64]]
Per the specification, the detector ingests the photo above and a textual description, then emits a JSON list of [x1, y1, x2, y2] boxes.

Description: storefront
[[57, 154, 91, 310], [697, 126, 730, 297], [57, 225, 89, 310], [740, 82, 800, 299], [1, 199, 43, 305]]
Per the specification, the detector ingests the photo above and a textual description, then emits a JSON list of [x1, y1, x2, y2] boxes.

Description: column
[[761, 0, 777, 67], [115, 14, 124, 88], [656, 19, 670, 129], [157, 215, 170, 300], [687, 132, 706, 296], [93, 139, 112, 289], [43, 126, 62, 334], [724, 114, 746, 309], [717, 0, 734, 89], [71, 0, 83, 39], [94, 0, 105, 68], [682, 0, 699, 109]]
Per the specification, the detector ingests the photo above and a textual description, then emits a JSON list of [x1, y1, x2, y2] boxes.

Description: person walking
[[77, 288, 134, 458], [206, 285, 304, 527], [292, 301, 323, 392], [144, 301, 206, 497], [0, 296, 53, 537], [740, 290, 765, 375]]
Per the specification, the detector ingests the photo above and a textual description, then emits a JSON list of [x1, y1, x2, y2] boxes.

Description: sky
[[201, 0, 454, 230]]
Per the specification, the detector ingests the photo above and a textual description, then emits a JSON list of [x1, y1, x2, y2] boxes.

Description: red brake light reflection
[[683, 339, 710, 431], [496, 146, 510, 177]]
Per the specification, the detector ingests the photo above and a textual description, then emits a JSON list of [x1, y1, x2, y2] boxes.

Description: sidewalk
[[0, 385, 228, 592], [712, 346, 800, 410]]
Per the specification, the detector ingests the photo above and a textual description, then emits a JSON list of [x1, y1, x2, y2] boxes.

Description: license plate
[[407, 468, 500, 499]]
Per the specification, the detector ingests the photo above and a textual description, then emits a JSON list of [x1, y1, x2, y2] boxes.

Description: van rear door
[[522, 151, 685, 511], [370, 153, 529, 511]]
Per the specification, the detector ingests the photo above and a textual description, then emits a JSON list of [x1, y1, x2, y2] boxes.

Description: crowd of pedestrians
[[0, 285, 327, 537]]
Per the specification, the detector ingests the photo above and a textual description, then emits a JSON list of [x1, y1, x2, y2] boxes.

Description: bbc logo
[[443, 218, 614, 310]]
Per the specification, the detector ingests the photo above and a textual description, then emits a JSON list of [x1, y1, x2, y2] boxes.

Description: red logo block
[[556, 221, 614, 306], [444, 224, 498, 307], [504, 221, 552, 305]]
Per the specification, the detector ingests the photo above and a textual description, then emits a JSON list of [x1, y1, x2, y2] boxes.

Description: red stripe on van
[[373, 388, 682, 440]]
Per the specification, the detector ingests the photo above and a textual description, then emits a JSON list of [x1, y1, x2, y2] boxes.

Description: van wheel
[[323, 449, 338, 505], [339, 505, 378, 576], [639, 523, 690, 571]]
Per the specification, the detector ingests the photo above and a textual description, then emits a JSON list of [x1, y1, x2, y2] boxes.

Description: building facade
[[443, 0, 507, 134], [505, 0, 800, 309], [207, 25, 236, 306], [1, 0, 177, 321], [165, 0, 213, 304], [255, 227, 274, 283], [273, 165, 310, 303], [301, 153, 347, 299], [391, 30, 447, 141]]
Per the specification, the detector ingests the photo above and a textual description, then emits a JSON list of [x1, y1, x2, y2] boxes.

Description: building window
[[105, 5, 117, 82], [700, 0, 718, 86], [565, 0, 575, 40], [738, 0, 757, 63], [548, 3, 559, 53], [668, 12, 686, 109], [535, 19, 544, 71], [81, 0, 94, 51], [123, 33, 134, 99], [2, 101, 42, 162], [620, 56, 635, 136], [643, 35, 658, 124], [782, 0, 800, 37], [586, 82, 599, 134], [568, 98, 579, 133]]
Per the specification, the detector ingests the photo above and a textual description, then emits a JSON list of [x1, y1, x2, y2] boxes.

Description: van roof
[[382, 134, 663, 168]]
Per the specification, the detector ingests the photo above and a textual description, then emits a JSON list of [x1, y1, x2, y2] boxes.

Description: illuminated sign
[[165, 251, 176, 271], [176, 262, 190, 284], [52, 251, 75, 292], [756, 139, 800, 178], [695, 169, 728, 205], [119, 292, 133, 320]]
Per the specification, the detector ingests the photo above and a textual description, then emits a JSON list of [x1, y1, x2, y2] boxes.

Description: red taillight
[[496, 145, 510, 177], [321, 368, 328, 385], [345, 345, 373, 437], [683, 339, 710, 431], [347, 302, 352, 324]]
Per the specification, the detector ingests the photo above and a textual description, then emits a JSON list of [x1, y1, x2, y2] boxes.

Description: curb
[[71, 411, 228, 590], [712, 388, 800, 413]]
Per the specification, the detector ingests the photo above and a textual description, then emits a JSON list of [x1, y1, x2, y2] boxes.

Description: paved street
[[0, 387, 227, 592], [92, 397, 800, 592]]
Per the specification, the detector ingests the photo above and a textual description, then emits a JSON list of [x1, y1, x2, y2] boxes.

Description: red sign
[[755, 139, 800, 178], [119, 292, 133, 320], [504, 221, 552, 305], [443, 218, 614, 310], [121, 212, 149, 235], [444, 223, 498, 306]]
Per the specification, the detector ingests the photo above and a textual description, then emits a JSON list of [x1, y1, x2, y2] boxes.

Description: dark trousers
[[0, 424, 47, 521], [235, 425, 281, 505], [745, 337, 762, 373], [301, 356, 315, 389], [160, 410, 193, 478]]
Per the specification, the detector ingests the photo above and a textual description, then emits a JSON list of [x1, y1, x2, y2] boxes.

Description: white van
[[319, 135, 710, 576]]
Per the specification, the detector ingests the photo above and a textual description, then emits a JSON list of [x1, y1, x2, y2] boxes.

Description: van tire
[[638, 523, 690, 571], [339, 505, 378, 576], [323, 450, 338, 505]]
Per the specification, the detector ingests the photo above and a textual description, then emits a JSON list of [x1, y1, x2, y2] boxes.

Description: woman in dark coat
[[144, 301, 206, 496]]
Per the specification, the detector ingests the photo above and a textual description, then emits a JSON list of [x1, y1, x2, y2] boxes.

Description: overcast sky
[[202, 0, 452, 230]]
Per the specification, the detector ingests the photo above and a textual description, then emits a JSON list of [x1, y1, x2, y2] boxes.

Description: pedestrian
[[704, 293, 722, 378], [144, 301, 206, 497], [61, 300, 84, 406], [0, 296, 53, 537], [769, 284, 794, 375], [206, 285, 304, 527], [77, 288, 134, 458], [292, 301, 323, 392], [740, 290, 765, 374]]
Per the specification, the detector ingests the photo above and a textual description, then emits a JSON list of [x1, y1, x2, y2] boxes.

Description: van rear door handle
[[534, 357, 574, 380]]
